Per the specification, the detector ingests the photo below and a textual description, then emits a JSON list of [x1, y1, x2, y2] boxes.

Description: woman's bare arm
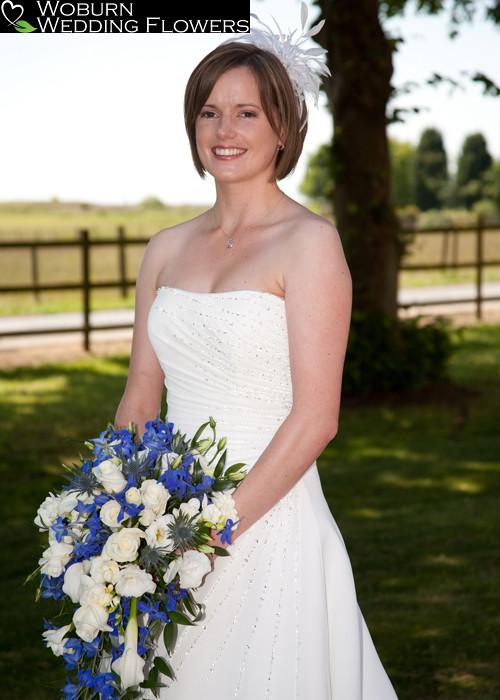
[[226, 217, 352, 541]]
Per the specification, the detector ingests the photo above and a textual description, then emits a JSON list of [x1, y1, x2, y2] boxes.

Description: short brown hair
[[184, 42, 307, 181]]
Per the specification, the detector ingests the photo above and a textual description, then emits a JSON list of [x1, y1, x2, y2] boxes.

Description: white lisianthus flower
[[113, 564, 156, 597], [144, 514, 176, 551], [42, 624, 71, 656], [92, 459, 127, 493], [48, 528, 73, 546], [159, 451, 181, 473], [102, 528, 144, 563], [125, 487, 142, 506], [34, 492, 60, 530], [173, 498, 202, 520], [164, 550, 211, 589], [193, 451, 214, 477], [73, 603, 113, 643], [90, 555, 120, 584], [140, 479, 170, 515], [56, 491, 79, 515], [111, 599, 144, 689], [210, 491, 238, 523], [100, 499, 128, 529], [39, 541, 73, 578], [62, 561, 94, 604], [138, 507, 157, 527], [200, 502, 223, 529], [80, 582, 114, 608]]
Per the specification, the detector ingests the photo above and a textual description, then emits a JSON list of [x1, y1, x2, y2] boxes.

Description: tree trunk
[[315, 0, 401, 316]]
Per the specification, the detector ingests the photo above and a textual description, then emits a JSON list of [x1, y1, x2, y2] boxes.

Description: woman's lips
[[212, 147, 247, 157]]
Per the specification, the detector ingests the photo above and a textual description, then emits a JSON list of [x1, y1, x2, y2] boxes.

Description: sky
[[0, 0, 499, 207]]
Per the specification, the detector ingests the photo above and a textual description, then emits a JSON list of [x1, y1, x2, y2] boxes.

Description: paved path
[[1, 282, 499, 353]]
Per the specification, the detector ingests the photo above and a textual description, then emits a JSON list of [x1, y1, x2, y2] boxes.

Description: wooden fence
[[1, 219, 500, 350], [399, 218, 500, 318]]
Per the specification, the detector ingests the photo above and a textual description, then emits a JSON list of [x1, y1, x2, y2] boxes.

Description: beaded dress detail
[[147, 286, 398, 700]]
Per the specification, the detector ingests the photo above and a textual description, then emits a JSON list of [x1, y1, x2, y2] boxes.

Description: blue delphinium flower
[[82, 636, 101, 658], [62, 637, 84, 669], [137, 596, 169, 623], [217, 519, 237, 546], [41, 573, 65, 599], [158, 465, 192, 497], [61, 676, 81, 700], [51, 516, 70, 543]]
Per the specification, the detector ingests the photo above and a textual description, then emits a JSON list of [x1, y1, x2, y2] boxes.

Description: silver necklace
[[213, 196, 284, 249]]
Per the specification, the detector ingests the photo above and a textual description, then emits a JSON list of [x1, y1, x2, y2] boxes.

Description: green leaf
[[223, 462, 246, 476], [213, 546, 230, 557], [15, 20, 37, 32], [168, 610, 195, 626], [163, 622, 174, 653], [213, 450, 227, 479], [154, 656, 174, 679], [189, 421, 210, 447]]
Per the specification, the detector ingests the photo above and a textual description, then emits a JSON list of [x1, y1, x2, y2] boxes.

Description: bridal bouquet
[[29, 416, 245, 699]]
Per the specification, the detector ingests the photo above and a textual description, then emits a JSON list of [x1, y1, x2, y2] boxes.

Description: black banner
[[0, 0, 250, 33]]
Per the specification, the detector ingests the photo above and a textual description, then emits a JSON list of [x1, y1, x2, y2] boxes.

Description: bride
[[115, 9, 398, 700]]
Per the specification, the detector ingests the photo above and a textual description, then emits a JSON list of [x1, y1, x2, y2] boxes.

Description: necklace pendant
[[225, 238, 234, 249]]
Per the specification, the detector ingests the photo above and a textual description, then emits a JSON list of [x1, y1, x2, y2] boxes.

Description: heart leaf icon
[[15, 19, 37, 32]]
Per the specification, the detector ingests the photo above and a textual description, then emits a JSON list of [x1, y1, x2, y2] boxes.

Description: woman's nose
[[217, 115, 236, 139]]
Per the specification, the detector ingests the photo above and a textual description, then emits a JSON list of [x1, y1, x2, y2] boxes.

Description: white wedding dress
[[147, 286, 398, 700]]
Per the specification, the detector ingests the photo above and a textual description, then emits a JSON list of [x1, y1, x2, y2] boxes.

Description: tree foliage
[[414, 128, 449, 211], [299, 141, 335, 205], [389, 139, 417, 208], [456, 132, 493, 208]]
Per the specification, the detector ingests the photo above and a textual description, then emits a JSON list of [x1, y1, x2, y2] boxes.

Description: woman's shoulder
[[279, 200, 343, 258], [147, 209, 210, 251]]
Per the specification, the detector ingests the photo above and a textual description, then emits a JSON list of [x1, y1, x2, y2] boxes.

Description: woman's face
[[195, 66, 282, 186]]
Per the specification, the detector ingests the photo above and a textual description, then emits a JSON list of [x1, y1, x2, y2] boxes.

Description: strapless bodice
[[147, 286, 293, 468]]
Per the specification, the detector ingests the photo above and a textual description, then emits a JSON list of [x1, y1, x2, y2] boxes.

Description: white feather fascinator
[[233, 2, 330, 122]]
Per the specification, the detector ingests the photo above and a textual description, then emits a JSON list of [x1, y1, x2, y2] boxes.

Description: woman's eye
[[241, 111, 256, 118], [200, 111, 217, 119]]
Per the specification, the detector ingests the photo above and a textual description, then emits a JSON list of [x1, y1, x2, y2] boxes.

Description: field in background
[[1, 201, 499, 315]]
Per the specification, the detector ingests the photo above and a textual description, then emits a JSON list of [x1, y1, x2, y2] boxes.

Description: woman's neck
[[212, 180, 286, 231]]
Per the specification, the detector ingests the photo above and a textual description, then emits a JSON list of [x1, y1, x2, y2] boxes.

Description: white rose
[[73, 603, 113, 643], [125, 487, 142, 506], [100, 499, 128, 529], [42, 624, 71, 656], [90, 555, 120, 584], [80, 582, 114, 608], [62, 561, 94, 603], [39, 541, 73, 578], [93, 459, 127, 493], [113, 564, 156, 597], [140, 479, 170, 515], [144, 514, 175, 551], [34, 492, 60, 530], [102, 528, 144, 563], [164, 550, 211, 589]]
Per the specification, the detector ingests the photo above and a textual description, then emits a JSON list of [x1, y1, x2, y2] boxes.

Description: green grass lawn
[[0, 325, 499, 699]]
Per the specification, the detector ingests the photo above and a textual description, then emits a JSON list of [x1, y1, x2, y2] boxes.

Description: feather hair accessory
[[233, 2, 330, 126]]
